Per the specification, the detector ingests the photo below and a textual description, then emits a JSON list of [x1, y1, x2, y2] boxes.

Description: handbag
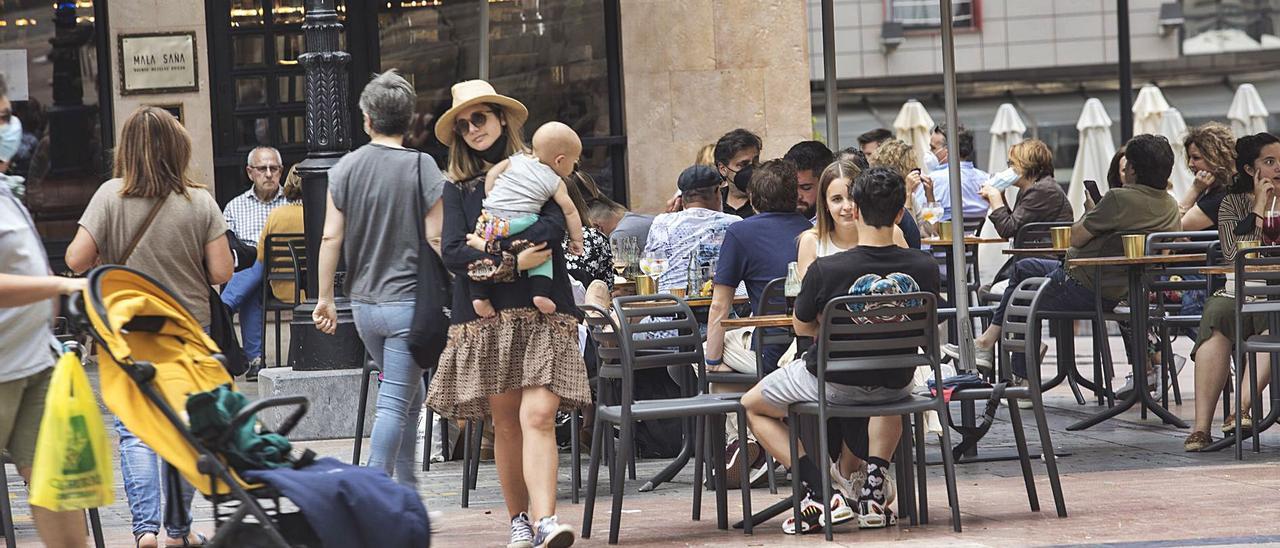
[[407, 152, 452, 370]]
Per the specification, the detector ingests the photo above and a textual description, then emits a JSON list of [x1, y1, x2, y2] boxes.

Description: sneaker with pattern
[[532, 515, 575, 548], [508, 512, 534, 548]]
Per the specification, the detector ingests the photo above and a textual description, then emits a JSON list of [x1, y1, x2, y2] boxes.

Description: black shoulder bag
[[408, 153, 453, 370]]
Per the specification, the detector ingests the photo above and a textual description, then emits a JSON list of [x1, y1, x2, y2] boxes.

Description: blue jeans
[[115, 418, 196, 538], [221, 261, 264, 361], [993, 258, 1114, 377], [351, 301, 423, 487]]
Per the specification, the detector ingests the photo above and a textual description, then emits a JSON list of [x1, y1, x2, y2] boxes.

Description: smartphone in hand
[[1084, 179, 1103, 205]]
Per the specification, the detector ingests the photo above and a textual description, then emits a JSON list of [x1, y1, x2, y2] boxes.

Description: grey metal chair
[[1227, 244, 1280, 459], [787, 292, 961, 540], [1145, 230, 1219, 407], [581, 294, 753, 544], [950, 277, 1067, 518]]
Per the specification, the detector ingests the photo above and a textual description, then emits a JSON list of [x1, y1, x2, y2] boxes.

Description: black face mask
[[478, 133, 509, 165], [730, 163, 754, 192]]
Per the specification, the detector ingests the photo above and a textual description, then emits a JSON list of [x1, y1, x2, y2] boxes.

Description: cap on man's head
[[677, 164, 721, 192]]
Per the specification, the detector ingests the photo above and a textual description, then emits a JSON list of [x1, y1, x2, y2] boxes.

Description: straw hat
[[434, 80, 529, 146]]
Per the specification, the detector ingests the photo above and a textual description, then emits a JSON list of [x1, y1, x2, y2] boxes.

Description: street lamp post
[[290, 0, 364, 370]]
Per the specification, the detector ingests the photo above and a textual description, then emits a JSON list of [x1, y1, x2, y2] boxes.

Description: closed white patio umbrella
[[1159, 107, 1193, 198], [894, 99, 936, 169], [977, 103, 1028, 284], [1068, 98, 1116, 220], [1132, 84, 1170, 137], [1228, 83, 1270, 137]]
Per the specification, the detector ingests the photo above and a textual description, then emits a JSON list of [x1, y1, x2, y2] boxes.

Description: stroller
[[69, 265, 415, 547]]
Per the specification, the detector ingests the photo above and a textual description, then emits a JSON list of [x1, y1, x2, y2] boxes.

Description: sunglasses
[[453, 110, 496, 136]]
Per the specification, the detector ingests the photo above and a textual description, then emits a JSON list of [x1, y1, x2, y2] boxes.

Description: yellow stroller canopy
[[82, 266, 242, 495]]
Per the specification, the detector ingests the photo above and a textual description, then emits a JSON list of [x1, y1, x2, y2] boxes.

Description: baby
[[467, 121, 585, 317]]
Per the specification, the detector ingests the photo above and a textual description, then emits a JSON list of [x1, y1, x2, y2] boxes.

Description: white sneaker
[[532, 515, 575, 548], [941, 343, 994, 372]]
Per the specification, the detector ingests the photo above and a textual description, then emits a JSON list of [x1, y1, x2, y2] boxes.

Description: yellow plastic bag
[[28, 351, 114, 511]]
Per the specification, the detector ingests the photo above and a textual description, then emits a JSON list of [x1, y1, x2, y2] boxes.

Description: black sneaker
[[243, 357, 264, 382]]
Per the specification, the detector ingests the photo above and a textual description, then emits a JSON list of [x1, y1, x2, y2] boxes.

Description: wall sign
[[118, 32, 198, 95], [145, 103, 185, 125]]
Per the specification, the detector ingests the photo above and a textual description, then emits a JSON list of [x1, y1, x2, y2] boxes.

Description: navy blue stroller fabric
[[242, 457, 430, 548]]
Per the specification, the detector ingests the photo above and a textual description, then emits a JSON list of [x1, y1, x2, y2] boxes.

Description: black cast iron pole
[[1118, 0, 1134, 142], [292, 0, 363, 370]]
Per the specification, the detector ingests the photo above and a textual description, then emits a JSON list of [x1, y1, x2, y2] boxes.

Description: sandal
[[164, 533, 209, 547], [135, 532, 158, 548], [1184, 431, 1212, 452], [1221, 412, 1253, 435]]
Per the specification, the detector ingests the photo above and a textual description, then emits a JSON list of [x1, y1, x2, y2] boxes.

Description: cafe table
[[1063, 253, 1205, 431], [720, 314, 793, 329], [1002, 247, 1069, 256]]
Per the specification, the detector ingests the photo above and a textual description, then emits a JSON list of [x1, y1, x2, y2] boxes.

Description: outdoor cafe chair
[[1145, 231, 1219, 407], [582, 294, 753, 544], [260, 233, 306, 368], [787, 292, 961, 540], [702, 277, 793, 494], [1227, 244, 1280, 459], [977, 220, 1074, 305], [950, 277, 1068, 519]]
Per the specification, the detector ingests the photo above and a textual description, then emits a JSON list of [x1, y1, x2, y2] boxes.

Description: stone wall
[[108, 0, 216, 193], [621, 0, 814, 214]]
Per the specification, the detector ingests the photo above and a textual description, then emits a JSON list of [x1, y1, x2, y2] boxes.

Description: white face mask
[[922, 150, 941, 173], [989, 166, 1020, 190], [0, 115, 21, 164]]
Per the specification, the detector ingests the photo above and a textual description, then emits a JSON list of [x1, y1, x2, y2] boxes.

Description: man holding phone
[[946, 135, 1180, 381]]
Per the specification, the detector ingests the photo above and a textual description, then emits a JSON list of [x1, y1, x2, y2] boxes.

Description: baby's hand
[[569, 239, 585, 256], [466, 233, 487, 251]]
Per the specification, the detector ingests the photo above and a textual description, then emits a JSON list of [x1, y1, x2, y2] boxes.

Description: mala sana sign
[[118, 32, 199, 95]]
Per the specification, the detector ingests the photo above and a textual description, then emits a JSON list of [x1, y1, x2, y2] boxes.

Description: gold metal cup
[[1122, 234, 1146, 259], [1050, 226, 1072, 249], [635, 274, 656, 295], [935, 220, 953, 243], [1238, 239, 1261, 258]]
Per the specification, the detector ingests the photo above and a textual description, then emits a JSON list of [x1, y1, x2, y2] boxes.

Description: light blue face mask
[[0, 115, 22, 164], [922, 150, 941, 173], [988, 166, 1020, 190]]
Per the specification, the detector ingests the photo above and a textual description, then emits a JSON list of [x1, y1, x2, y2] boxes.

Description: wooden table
[[920, 236, 1008, 246], [1003, 247, 1068, 255], [1195, 264, 1280, 276], [1062, 253, 1205, 431], [721, 314, 793, 329]]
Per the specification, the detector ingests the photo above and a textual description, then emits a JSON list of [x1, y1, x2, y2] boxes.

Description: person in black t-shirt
[[742, 167, 940, 534]]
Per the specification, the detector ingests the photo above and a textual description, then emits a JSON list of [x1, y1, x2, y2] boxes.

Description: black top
[[440, 177, 577, 324], [794, 245, 941, 388], [721, 187, 755, 219], [897, 213, 922, 249], [1196, 185, 1230, 228]]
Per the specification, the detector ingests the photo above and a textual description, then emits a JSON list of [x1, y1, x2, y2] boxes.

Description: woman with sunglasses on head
[[425, 80, 589, 548]]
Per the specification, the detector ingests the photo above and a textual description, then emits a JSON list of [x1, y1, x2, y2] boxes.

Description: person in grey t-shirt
[[584, 194, 654, 248], [313, 70, 444, 488]]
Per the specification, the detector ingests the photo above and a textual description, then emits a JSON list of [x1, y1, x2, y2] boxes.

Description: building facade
[[806, 0, 1280, 176], [0, 0, 813, 262]]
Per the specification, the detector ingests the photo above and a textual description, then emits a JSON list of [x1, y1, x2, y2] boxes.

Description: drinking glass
[[1264, 209, 1280, 244]]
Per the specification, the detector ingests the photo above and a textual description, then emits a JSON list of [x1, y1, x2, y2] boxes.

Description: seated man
[[644, 164, 742, 293], [943, 134, 1181, 383], [916, 124, 989, 223], [742, 166, 940, 534], [704, 159, 812, 487]]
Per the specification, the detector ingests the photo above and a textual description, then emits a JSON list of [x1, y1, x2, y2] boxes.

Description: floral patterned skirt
[[426, 308, 591, 419]]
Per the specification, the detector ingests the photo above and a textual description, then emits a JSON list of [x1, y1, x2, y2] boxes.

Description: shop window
[[888, 0, 975, 30]]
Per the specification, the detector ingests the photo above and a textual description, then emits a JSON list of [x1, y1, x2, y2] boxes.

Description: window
[[1181, 0, 1280, 55], [1, 1, 113, 272], [888, 0, 975, 30]]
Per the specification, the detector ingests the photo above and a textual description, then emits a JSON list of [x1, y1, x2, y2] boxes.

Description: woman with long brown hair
[[66, 106, 231, 548], [425, 80, 589, 548]]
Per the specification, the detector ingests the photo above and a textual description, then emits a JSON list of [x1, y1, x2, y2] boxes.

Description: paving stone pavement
[[4, 335, 1280, 547]]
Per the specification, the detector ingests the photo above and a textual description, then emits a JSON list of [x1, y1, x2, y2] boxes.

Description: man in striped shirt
[[222, 146, 288, 379]]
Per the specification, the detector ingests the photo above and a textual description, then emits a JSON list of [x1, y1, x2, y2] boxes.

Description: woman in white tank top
[[796, 159, 908, 277]]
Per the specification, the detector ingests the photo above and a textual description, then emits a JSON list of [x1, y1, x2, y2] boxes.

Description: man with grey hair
[[222, 145, 289, 380]]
